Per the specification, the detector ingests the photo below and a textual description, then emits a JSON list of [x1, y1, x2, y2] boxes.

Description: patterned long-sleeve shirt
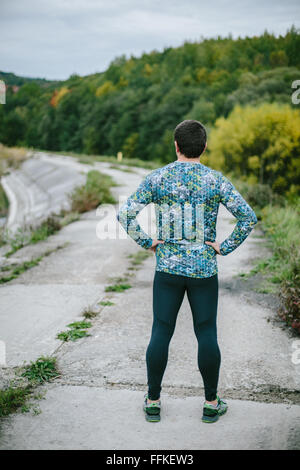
[[117, 160, 258, 278]]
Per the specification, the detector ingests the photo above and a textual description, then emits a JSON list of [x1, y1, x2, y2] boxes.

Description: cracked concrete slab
[[0, 386, 299, 450]]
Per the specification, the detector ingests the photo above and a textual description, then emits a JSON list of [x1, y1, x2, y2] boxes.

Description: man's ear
[[174, 140, 179, 152]]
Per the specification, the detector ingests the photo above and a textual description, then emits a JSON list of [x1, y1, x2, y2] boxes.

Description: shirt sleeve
[[218, 173, 258, 256], [116, 173, 153, 249]]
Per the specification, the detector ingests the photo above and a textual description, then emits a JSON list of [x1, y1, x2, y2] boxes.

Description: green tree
[[208, 103, 300, 197]]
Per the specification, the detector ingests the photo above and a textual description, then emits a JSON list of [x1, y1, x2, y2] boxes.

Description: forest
[[0, 27, 300, 198]]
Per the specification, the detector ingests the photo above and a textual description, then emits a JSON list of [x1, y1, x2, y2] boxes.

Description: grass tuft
[[56, 321, 92, 342], [98, 300, 114, 306], [21, 356, 60, 384], [128, 250, 151, 266], [0, 386, 32, 418], [82, 306, 99, 319], [105, 283, 131, 293]]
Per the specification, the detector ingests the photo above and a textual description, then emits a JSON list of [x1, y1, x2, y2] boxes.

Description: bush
[[69, 170, 116, 213], [207, 103, 300, 198], [232, 179, 285, 219], [259, 198, 300, 334], [278, 279, 300, 334]]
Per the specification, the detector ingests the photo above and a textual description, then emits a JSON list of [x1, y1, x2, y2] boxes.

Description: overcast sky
[[1, 0, 299, 80]]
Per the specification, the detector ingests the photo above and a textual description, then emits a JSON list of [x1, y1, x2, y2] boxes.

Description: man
[[117, 120, 258, 423]]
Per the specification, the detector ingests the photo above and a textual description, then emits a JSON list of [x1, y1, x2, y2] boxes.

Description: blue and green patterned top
[[117, 160, 258, 278]]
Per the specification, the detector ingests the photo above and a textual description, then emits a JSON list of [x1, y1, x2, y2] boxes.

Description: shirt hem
[[155, 266, 218, 279]]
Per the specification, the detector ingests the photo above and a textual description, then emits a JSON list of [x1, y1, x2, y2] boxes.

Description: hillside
[[0, 27, 299, 165], [0, 70, 58, 87]]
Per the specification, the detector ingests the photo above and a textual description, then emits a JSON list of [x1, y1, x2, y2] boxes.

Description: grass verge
[[0, 244, 67, 284], [0, 183, 9, 218], [256, 200, 300, 334], [0, 356, 59, 418], [52, 150, 162, 170], [234, 178, 299, 335]]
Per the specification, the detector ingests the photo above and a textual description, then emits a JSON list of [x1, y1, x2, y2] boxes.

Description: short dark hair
[[174, 120, 207, 158]]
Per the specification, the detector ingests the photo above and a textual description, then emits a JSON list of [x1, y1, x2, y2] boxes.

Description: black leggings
[[146, 270, 220, 401]]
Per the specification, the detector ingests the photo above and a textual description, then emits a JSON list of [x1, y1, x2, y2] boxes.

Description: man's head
[[174, 120, 207, 158]]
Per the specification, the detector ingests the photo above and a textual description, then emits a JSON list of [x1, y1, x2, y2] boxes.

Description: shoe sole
[[143, 405, 161, 423], [145, 413, 161, 422]]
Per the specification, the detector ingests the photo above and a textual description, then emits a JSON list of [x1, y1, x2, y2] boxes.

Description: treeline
[[0, 27, 299, 196], [0, 71, 55, 88]]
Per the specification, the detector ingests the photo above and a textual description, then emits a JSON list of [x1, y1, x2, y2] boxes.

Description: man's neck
[[176, 154, 200, 163]]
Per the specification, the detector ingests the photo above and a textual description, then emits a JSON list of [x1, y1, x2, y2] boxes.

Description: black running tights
[[146, 270, 220, 401]]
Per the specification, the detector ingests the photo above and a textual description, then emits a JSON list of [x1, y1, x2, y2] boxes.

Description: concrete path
[[1, 154, 87, 232], [0, 153, 299, 450]]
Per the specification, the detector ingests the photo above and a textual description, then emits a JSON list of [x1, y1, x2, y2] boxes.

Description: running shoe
[[202, 395, 228, 423], [143, 393, 161, 422]]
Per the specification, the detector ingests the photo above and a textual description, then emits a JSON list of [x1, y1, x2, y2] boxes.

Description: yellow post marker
[[117, 151, 123, 162]]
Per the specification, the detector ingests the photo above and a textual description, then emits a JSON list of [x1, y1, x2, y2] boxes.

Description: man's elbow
[[116, 206, 124, 222], [116, 208, 127, 225], [249, 210, 258, 226]]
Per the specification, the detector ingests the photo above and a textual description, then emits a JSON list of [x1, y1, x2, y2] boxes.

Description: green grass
[[56, 321, 92, 342], [67, 321, 92, 329], [0, 182, 9, 218], [105, 283, 132, 293], [69, 169, 116, 213], [109, 164, 135, 173], [0, 356, 60, 418], [0, 244, 66, 284], [250, 198, 300, 333], [59, 211, 80, 226], [0, 257, 42, 283], [128, 250, 152, 266], [256, 201, 299, 286], [3, 226, 30, 256], [4, 212, 78, 257], [82, 306, 99, 319], [98, 300, 114, 306], [0, 385, 32, 417], [226, 178, 299, 334], [53, 150, 162, 170], [21, 356, 60, 384], [29, 217, 62, 244]]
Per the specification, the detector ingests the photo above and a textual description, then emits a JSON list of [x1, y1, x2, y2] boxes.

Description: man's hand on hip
[[150, 239, 165, 253], [205, 241, 221, 255]]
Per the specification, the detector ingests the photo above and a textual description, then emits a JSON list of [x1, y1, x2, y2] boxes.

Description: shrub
[[278, 279, 300, 334], [207, 103, 300, 198], [69, 170, 116, 213], [259, 198, 300, 334]]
